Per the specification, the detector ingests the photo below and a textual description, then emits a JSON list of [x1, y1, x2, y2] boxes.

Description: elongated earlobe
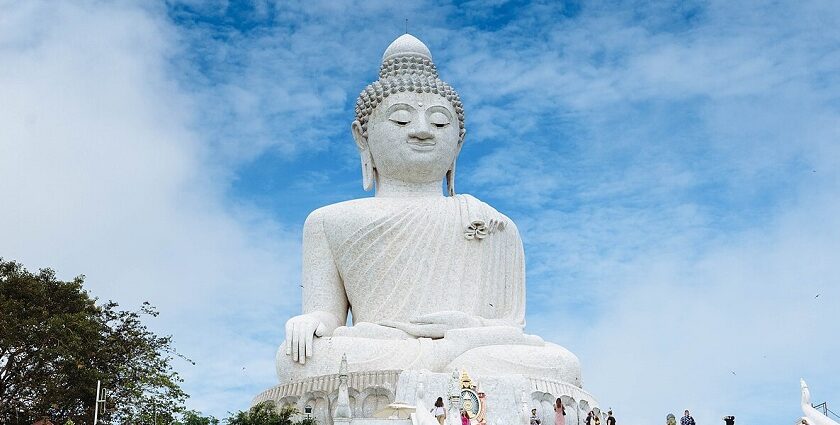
[[446, 159, 456, 196], [361, 150, 375, 191], [351, 120, 375, 191]]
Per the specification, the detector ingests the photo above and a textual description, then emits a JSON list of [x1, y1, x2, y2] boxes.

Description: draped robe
[[314, 194, 526, 327], [280, 194, 581, 385]]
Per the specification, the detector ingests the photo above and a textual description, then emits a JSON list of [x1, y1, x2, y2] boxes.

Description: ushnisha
[[276, 34, 581, 385]]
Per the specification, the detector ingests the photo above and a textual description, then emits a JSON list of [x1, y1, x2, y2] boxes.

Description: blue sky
[[2, 1, 839, 424]]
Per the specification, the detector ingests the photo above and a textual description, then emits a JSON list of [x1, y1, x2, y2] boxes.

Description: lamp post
[[93, 380, 107, 425], [304, 405, 312, 420]]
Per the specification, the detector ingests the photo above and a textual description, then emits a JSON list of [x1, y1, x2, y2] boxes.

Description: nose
[[409, 129, 433, 140], [408, 120, 434, 140]]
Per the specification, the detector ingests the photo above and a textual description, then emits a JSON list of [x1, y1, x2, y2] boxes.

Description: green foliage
[[172, 410, 219, 425], [223, 402, 315, 425], [0, 259, 190, 424]]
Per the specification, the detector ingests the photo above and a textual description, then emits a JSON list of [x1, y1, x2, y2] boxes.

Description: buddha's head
[[352, 34, 465, 195]]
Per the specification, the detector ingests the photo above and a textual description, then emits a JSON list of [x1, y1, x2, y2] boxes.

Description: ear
[[351, 120, 368, 151], [352, 120, 375, 191], [446, 160, 457, 197], [446, 142, 463, 197]]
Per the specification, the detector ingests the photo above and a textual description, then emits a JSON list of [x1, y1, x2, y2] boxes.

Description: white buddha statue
[[276, 34, 581, 387]]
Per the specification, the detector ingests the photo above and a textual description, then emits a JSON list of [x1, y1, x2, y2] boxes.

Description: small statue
[[275, 34, 580, 386], [800, 379, 838, 425]]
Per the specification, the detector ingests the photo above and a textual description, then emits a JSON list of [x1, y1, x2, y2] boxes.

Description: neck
[[375, 174, 443, 197]]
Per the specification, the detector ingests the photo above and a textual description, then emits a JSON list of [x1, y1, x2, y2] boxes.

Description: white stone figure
[[800, 379, 838, 425], [448, 370, 462, 425], [411, 373, 440, 425], [519, 389, 530, 425], [333, 354, 352, 422], [275, 33, 580, 387]]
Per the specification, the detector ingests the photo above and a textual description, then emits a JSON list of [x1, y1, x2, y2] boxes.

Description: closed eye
[[389, 109, 411, 125], [429, 111, 450, 128]]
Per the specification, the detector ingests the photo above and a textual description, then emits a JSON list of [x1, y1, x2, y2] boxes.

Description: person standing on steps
[[554, 398, 566, 425], [530, 408, 542, 425], [681, 410, 696, 425], [430, 397, 446, 425], [461, 409, 471, 425]]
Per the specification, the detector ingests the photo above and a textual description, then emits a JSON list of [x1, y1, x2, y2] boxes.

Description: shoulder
[[305, 198, 378, 226], [305, 197, 399, 238]]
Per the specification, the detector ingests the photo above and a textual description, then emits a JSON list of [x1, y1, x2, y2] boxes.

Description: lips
[[407, 140, 436, 150]]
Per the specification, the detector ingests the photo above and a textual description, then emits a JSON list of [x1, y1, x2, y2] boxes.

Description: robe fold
[[320, 194, 526, 327]]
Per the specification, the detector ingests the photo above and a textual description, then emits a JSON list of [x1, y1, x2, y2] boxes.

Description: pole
[[93, 380, 101, 425]]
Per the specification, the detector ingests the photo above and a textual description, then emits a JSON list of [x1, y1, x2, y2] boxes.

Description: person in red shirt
[[461, 409, 471, 425]]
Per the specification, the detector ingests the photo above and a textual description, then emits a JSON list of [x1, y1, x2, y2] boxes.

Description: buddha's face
[[359, 91, 461, 184]]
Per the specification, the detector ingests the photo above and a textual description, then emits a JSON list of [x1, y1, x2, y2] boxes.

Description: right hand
[[285, 313, 327, 364]]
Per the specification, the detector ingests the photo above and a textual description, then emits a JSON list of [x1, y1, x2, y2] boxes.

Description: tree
[[173, 410, 219, 425], [0, 259, 190, 424], [223, 402, 315, 425]]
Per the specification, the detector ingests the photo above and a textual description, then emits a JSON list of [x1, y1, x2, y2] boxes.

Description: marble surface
[[262, 33, 596, 424], [255, 368, 600, 425], [278, 32, 581, 386]]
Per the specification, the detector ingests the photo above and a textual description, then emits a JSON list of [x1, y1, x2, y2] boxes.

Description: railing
[[812, 402, 840, 422]]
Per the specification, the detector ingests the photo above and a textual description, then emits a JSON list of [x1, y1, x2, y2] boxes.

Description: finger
[[285, 322, 293, 355], [379, 320, 401, 329], [422, 324, 448, 338], [407, 323, 448, 338], [379, 320, 417, 333], [305, 324, 314, 358], [380, 321, 446, 338], [298, 325, 307, 365], [292, 322, 300, 362]]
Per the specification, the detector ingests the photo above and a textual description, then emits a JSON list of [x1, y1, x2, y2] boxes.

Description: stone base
[[253, 369, 601, 425]]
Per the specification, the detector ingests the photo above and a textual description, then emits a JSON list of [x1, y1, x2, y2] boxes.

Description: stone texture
[[254, 33, 599, 425]]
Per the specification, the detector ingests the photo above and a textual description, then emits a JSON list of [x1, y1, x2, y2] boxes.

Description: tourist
[[593, 412, 601, 425], [585, 410, 593, 425], [667, 413, 677, 425], [431, 397, 446, 424], [681, 410, 696, 425], [607, 410, 616, 425], [554, 398, 566, 425], [530, 408, 542, 425], [461, 409, 471, 425]]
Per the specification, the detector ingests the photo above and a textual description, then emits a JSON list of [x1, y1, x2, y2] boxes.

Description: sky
[[1, 0, 839, 424]]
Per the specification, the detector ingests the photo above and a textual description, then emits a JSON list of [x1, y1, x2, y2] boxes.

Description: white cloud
[[3, 1, 839, 424], [0, 0, 297, 416], [471, 2, 840, 424]]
